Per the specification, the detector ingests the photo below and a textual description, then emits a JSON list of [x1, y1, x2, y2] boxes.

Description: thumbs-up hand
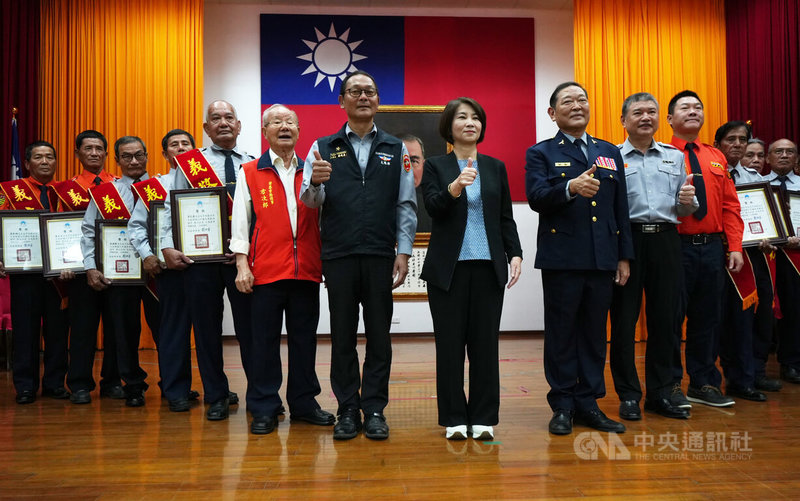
[[311, 150, 332, 186], [568, 164, 600, 198], [678, 173, 696, 205], [448, 157, 478, 198]]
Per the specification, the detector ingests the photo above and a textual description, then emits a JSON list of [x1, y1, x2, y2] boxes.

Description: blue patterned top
[[457, 158, 491, 261]]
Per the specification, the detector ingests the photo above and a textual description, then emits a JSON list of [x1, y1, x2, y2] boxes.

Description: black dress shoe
[[726, 385, 767, 402], [16, 390, 36, 404], [619, 400, 641, 421], [228, 391, 239, 405], [100, 385, 126, 399], [548, 409, 573, 435], [574, 409, 626, 433], [251, 415, 278, 435], [188, 390, 200, 401], [206, 397, 230, 421], [169, 398, 191, 412], [754, 376, 782, 392], [780, 366, 800, 384], [291, 408, 335, 426], [41, 387, 70, 399], [69, 389, 92, 404], [333, 409, 362, 440], [644, 398, 690, 419], [364, 412, 389, 440], [125, 390, 146, 407]]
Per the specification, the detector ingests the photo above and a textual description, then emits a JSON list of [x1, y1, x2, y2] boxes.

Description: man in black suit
[[526, 81, 634, 435]]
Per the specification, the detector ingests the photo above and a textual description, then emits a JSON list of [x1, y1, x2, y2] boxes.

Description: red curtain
[[726, 0, 800, 146], [1, 0, 40, 181]]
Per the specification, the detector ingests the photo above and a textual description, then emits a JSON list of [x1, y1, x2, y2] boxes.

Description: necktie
[[777, 175, 788, 195], [38, 185, 50, 210], [730, 168, 739, 183], [574, 138, 587, 161], [94, 176, 103, 186], [222, 150, 236, 197], [685, 142, 707, 220]]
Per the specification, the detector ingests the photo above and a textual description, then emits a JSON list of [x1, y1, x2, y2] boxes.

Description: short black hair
[[75, 129, 107, 151], [114, 136, 147, 159], [549, 81, 587, 108], [620, 92, 658, 118], [439, 97, 487, 144], [399, 134, 425, 157], [339, 70, 379, 96], [667, 90, 702, 116], [161, 129, 196, 152], [25, 141, 56, 161], [714, 121, 752, 145]]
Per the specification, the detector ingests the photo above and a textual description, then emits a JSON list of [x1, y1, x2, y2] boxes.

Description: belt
[[680, 232, 723, 245], [631, 223, 675, 234]]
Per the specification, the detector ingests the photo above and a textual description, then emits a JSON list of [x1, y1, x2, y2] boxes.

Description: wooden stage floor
[[1, 334, 799, 500]]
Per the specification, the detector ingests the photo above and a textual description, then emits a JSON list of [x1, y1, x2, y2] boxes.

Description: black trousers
[[322, 255, 393, 415], [67, 279, 147, 392], [542, 269, 614, 412], [247, 279, 322, 417], [182, 262, 251, 403], [156, 269, 194, 401], [10, 275, 68, 394], [720, 248, 773, 387], [674, 238, 725, 389], [428, 260, 503, 427], [776, 251, 800, 370], [611, 228, 683, 400]]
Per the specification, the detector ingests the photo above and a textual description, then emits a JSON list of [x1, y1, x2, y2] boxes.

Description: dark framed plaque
[[148, 200, 165, 261], [786, 190, 800, 237], [170, 187, 228, 262], [40, 211, 85, 277], [736, 183, 788, 247], [0, 210, 45, 274], [393, 233, 430, 301], [95, 219, 144, 285], [771, 188, 795, 237]]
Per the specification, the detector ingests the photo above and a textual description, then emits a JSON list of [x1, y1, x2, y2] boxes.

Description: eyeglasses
[[267, 119, 297, 128], [120, 152, 147, 162], [344, 88, 377, 98], [773, 148, 798, 156]]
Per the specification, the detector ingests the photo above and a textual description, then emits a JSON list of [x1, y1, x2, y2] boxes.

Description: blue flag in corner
[[11, 117, 22, 180]]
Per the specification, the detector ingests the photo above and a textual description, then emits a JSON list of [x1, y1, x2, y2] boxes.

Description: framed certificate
[[772, 189, 795, 237], [736, 183, 788, 247], [40, 212, 85, 277], [148, 200, 165, 261], [786, 190, 800, 237], [95, 219, 144, 285], [170, 187, 228, 262], [393, 233, 430, 300], [0, 211, 45, 274]]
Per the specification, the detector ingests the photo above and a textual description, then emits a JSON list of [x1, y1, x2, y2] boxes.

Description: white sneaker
[[445, 425, 468, 440], [471, 425, 494, 440]]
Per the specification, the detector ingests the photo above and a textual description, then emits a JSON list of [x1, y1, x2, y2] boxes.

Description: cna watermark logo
[[574, 431, 754, 461]]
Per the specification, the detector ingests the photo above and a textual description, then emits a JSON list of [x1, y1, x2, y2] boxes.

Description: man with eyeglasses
[[300, 70, 417, 440], [764, 139, 800, 385], [160, 101, 254, 421], [230, 104, 334, 434], [72, 136, 153, 407]]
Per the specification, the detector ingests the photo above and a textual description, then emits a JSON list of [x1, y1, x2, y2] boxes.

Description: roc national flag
[[11, 116, 22, 180], [260, 14, 536, 200]]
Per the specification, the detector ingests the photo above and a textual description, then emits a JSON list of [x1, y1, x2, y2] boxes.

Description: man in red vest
[[231, 104, 334, 434], [0, 141, 69, 404]]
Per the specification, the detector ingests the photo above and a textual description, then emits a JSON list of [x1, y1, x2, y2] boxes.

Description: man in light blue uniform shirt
[[610, 92, 697, 422], [300, 70, 417, 441]]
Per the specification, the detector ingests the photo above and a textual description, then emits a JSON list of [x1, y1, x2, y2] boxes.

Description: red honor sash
[[783, 248, 800, 278], [131, 177, 167, 211], [727, 251, 758, 310], [0, 179, 46, 210], [174, 149, 233, 215], [89, 182, 131, 219], [765, 251, 781, 319], [54, 179, 92, 211]]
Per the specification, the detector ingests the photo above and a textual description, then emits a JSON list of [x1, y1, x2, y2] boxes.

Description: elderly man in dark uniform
[[526, 81, 634, 435]]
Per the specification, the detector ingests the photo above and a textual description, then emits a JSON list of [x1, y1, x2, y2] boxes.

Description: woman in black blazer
[[420, 97, 523, 441]]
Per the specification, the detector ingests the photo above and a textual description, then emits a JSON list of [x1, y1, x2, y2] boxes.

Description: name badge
[[555, 162, 571, 167]]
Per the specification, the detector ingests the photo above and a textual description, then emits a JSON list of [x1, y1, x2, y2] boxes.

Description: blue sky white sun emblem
[[297, 24, 367, 91]]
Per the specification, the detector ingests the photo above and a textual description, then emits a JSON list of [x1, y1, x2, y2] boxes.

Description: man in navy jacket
[[526, 82, 634, 435]]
